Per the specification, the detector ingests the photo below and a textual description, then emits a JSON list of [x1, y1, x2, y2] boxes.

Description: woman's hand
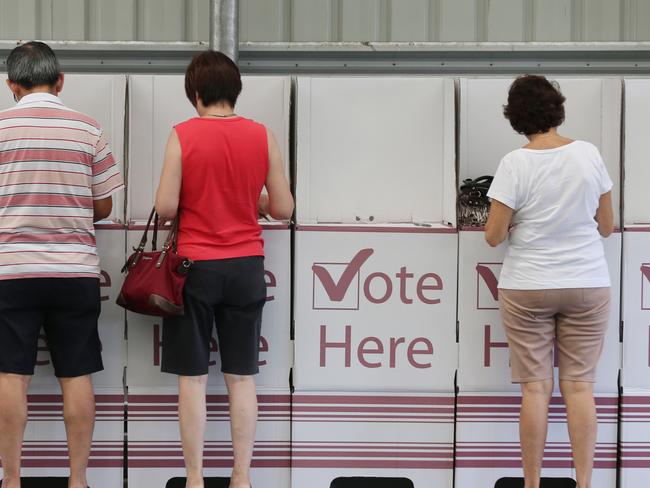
[[595, 191, 614, 237], [485, 199, 514, 247], [258, 193, 270, 220]]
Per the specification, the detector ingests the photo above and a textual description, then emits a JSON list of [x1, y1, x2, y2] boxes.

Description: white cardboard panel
[[128, 387, 290, 487], [0, 74, 127, 222], [291, 390, 454, 488], [29, 226, 126, 390], [457, 230, 621, 393], [622, 229, 650, 388], [296, 77, 456, 225], [620, 389, 650, 487], [623, 79, 650, 224], [127, 75, 291, 221], [293, 227, 458, 392], [455, 392, 617, 488], [125, 225, 291, 390], [0, 388, 124, 488], [459, 77, 622, 226]]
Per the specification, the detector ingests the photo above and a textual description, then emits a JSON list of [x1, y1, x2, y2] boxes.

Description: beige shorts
[[498, 288, 610, 383]]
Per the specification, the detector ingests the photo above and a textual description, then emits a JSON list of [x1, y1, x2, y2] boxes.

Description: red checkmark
[[476, 264, 499, 301], [312, 248, 374, 302]]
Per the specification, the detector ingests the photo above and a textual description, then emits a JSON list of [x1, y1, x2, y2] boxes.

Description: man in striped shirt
[[0, 42, 123, 488]]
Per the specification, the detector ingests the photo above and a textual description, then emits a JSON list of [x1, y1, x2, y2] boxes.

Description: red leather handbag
[[116, 208, 192, 316]]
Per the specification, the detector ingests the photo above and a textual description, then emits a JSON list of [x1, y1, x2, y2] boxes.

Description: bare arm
[[93, 197, 112, 222], [155, 129, 182, 220], [595, 191, 614, 237], [484, 199, 514, 247], [263, 128, 294, 220]]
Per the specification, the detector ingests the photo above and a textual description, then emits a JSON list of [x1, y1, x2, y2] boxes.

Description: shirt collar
[[16, 92, 64, 106]]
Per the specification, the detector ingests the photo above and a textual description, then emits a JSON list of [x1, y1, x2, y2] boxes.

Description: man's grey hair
[[7, 41, 61, 89]]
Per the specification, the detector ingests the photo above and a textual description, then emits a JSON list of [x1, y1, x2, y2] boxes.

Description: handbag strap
[[163, 217, 179, 251], [152, 213, 159, 251], [135, 208, 157, 252], [471, 175, 494, 188], [156, 216, 180, 268]]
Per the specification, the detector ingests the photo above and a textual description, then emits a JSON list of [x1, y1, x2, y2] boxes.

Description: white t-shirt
[[487, 140, 613, 290]]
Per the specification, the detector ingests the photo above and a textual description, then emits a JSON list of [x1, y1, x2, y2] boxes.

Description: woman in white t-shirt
[[485, 75, 614, 488]]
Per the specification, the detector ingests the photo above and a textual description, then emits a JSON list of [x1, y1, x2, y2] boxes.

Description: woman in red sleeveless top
[[155, 51, 293, 488]]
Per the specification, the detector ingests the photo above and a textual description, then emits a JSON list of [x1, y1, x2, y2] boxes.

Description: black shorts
[[161, 256, 267, 376], [0, 278, 103, 377]]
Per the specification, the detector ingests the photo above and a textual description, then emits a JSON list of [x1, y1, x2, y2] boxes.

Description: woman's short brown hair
[[184, 50, 242, 108], [503, 75, 566, 135]]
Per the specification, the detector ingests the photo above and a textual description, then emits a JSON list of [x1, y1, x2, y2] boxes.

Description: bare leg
[[224, 374, 257, 488], [560, 380, 596, 488], [0, 373, 31, 488], [520, 379, 553, 488], [58, 375, 95, 488], [178, 375, 208, 488]]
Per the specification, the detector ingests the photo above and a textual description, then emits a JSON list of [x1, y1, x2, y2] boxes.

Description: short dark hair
[[184, 50, 242, 108], [7, 41, 61, 89], [503, 75, 566, 135]]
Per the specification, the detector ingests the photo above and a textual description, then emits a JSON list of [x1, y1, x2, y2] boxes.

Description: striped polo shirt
[[0, 92, 124, 280]]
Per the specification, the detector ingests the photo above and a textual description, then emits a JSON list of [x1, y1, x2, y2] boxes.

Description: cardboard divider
[[291, 390, 454, 488], [0, 74, 127, 222], [127, 75, 291, 222], [293, 226, 458, 392], [622, 228, 650, 388], [455, 392, 617, 488], [295, 76, 456, 225], [623, 79, 650, 224], [620, 389, 650, 488], [459, 77, 622, 227]]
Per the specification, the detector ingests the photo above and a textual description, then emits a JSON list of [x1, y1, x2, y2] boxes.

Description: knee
[[521, 379, 554, 398], [0, 402, 27, 425], [560, 380, 593, 398], [62, 399, 95, 424], [224, 373, 255, 386], [0, 374, 30, 422], [179, 374, 208, 386]]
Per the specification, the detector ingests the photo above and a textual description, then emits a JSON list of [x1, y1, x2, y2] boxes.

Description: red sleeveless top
[[174, 117, 268, 260]]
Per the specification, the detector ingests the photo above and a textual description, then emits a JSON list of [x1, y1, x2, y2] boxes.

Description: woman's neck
[[524, 128, 573, 150], [196, 101, 235, 118]]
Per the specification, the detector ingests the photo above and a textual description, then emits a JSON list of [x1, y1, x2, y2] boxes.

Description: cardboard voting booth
[[125, 224, 291, 487], [455, 77, 622, 488], [620, 78, 650, 488], [292, 76, 457, 487], [125, 75, 292, 486], [0, 76, 126, 488], [2, 225, 127, 488]]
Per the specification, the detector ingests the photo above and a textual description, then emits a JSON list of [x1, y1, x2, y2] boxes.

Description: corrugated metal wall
[[0, 0, 649, 43]]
